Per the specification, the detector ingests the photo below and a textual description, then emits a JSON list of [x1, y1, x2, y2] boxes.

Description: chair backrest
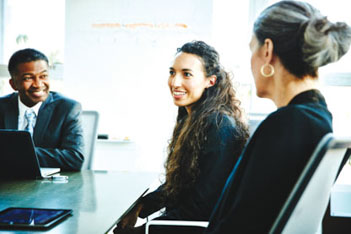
[[81, 110, 99, 170], [269, 133, 351, 234]]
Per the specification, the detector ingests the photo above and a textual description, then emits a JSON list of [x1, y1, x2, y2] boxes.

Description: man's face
[[9, 60, 50, 107]]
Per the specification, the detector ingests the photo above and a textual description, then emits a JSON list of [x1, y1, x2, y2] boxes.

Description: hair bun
[[303, 16, 351, 68], [311, 17, 349, 35], [312, 17, 331, 34]]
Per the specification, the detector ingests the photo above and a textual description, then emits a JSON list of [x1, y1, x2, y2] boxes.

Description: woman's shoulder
[[268, 102, 330, 122], [206, 112, 236, 129], [256, 103, 332, 135]]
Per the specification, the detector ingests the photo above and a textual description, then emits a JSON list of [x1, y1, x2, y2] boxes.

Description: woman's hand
[[114, 203, 144, 230]]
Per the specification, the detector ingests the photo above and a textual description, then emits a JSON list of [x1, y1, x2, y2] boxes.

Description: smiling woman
[[113, 41, 249, 234], [168, 52, 216, 113]]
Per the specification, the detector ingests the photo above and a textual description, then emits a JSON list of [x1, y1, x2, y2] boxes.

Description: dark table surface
[[0, 170, 159, 233]]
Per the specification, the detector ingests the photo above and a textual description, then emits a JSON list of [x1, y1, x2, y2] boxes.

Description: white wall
[[64, 0, 214, 171]]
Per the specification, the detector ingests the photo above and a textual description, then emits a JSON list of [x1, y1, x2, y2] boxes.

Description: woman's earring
[[260, 64, 275, 77]]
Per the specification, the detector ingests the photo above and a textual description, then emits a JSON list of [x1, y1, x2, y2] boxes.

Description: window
[[212, 0, 351, 136], [0, 0, 65, 95], [1, 0, 65, 65]]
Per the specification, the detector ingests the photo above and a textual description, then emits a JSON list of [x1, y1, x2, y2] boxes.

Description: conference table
[[0, 170, 159, 233]]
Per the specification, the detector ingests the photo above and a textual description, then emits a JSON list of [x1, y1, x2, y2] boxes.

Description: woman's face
[[249, 35, 269, 98], [168, 52, 211, 113]]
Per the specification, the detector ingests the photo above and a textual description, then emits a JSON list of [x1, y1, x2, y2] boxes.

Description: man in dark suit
[[0, 48, 84, 171]]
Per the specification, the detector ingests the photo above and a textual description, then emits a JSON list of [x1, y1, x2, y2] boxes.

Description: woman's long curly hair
[[163, 41, 249, 202]]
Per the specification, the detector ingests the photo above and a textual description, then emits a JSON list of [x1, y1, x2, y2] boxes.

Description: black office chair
[[145, 133, 351, 234], [269, 133, 351, 234], [81, 110, 99, 170]]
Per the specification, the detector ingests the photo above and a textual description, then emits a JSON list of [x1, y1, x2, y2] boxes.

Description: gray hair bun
[[303, 16, 351, 68]]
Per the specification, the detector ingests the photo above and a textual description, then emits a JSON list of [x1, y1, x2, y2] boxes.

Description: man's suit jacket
[[0, 91, 84, 171]]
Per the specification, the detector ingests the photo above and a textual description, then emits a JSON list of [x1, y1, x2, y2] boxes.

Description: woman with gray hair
[[204, 1, 351, 233]]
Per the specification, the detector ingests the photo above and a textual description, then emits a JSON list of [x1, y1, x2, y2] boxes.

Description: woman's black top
[[139, 113, 245, 225], [205, 89, 333, 234]]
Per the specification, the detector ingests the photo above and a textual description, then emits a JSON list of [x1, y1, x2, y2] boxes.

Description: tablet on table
[[0, 207, 72, 229]]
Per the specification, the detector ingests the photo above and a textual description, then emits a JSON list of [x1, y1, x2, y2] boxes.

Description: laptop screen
[[0, 130, 49, 179]]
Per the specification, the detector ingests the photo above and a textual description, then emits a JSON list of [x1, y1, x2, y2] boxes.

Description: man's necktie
[[24, 109, 36, 136]]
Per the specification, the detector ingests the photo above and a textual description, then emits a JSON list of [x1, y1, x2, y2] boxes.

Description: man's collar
[[17, 95, 43, 117]]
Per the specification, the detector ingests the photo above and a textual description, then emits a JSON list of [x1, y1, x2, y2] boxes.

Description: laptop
[[0, 130, 60, 179]]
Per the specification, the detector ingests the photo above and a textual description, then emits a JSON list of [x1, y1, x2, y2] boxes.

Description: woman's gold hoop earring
[[260, 64, 275, 77]]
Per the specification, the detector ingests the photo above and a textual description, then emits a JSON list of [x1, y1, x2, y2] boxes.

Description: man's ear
[[9, 78, 18, 91], [207, 75, 217, 88]]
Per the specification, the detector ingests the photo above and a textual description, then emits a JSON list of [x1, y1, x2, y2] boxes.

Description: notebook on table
[[0, 130, 60, 179]]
